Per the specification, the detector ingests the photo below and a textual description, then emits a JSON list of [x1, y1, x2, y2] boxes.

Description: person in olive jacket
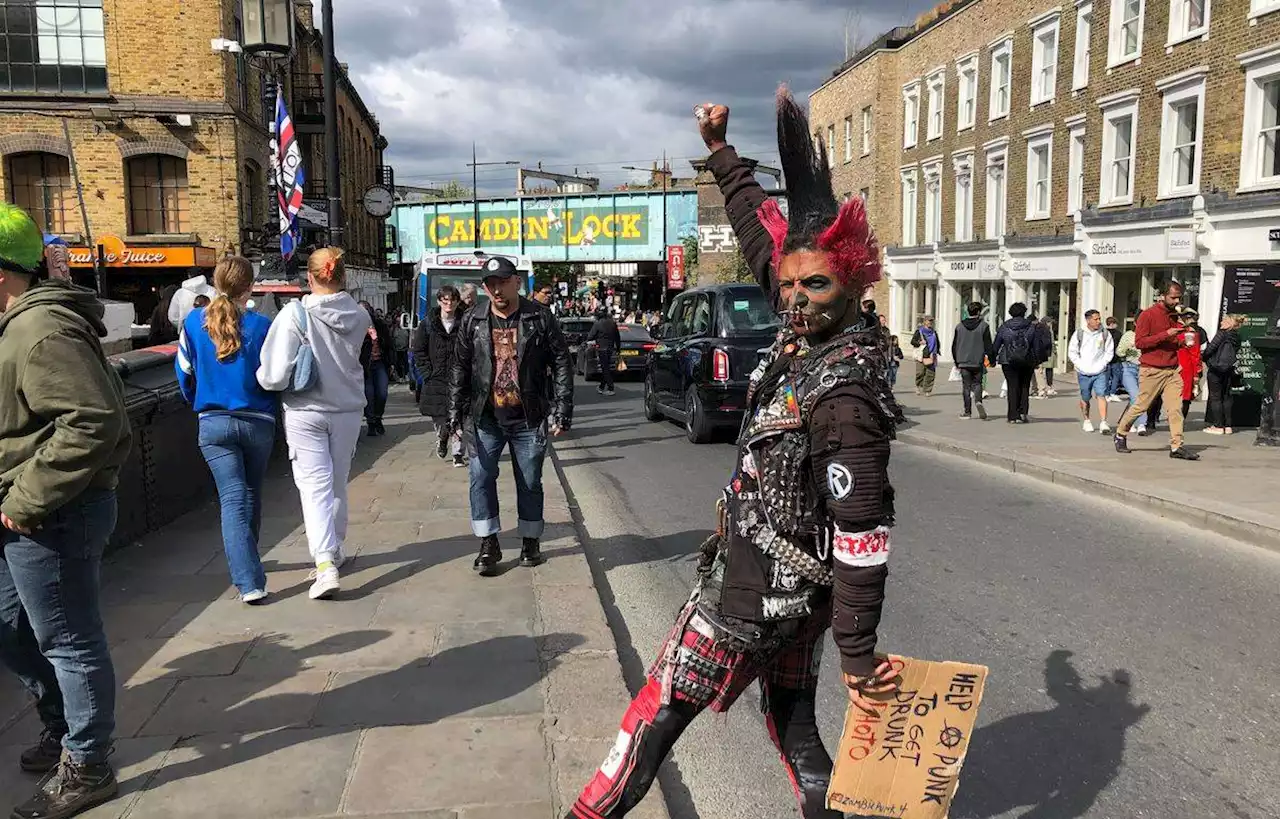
[[0, 204, 131, 819]]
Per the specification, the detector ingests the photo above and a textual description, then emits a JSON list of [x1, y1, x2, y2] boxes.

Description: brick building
[[0, 0, 393, 323], [811, 0, 1280, 363]]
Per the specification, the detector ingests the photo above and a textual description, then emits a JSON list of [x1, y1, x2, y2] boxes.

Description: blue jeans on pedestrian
[[364, 364, 390, 424], [1122, 362, 1147, 427], [1106, 362, 1123, 396], [198, 414, 275, 594], [468, 415, 547, 540], [0, 489, 117, 765]]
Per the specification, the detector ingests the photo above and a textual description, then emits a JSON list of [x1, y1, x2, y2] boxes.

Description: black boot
[[19, 728, 64, 774], [473, 535, 501, 576], [12, 755, 118, 819], [519, 538, 543, 567]]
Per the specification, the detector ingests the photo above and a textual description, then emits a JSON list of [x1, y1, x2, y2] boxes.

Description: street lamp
[[466, 143, 519, 249], [240, 0, 294, 56]]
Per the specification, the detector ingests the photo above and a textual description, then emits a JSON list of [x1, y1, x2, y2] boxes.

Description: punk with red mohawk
[[566, 90, 904, 819]]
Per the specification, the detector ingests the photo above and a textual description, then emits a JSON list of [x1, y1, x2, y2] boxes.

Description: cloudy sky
[[328, 0, 934, 194]]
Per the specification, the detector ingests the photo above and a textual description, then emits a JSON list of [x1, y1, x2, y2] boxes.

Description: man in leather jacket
[[567, 91, 902, 819], [449, 256, 573, 575]]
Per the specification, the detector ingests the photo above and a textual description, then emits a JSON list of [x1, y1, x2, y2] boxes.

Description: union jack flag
[[270, 88, 305, 260]]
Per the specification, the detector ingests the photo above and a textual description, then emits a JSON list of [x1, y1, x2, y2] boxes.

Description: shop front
[[885, 250, 938, 341], [69, 235, 217, 324], [1003, 240, 1080, 367], [936, 246, 1004, 358]]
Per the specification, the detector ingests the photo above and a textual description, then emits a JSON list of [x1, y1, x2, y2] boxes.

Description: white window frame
[[1024, 125, 1054, 220], [859, 187, 870, 206], [1073, 2, 1093, 91], [984, 138, 1009, 240], [956, 53, 979, 131], [1029, 11, 1061, 106], [1066, 116, 1087, 213], [861, 106, 872, 156], [1099, 90, 1140, 206], [1249, 0, 1280, 25], [1238, 45, 1280, 192], [1167, 0, 1210, 48], [904, 81, 922, 149], [1108, 0, 1145, 68], [900, 167, 919, 246], [844, 116, 853, 162], [826, 124, 836, 167], [953, 151, 975, 242], [926, 69, 946, 141], [922, 159, 943, 244], [1157, 68, 1207, 198], [988, 37, 1013, 121]]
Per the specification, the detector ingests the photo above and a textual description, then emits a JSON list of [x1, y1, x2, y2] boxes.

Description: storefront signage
[[69, 235, 216, 269], [1223, 264, 1280, 426], [665, 244, 685, 290], [1086, 228, 1199, 265], [426, 206, 649, 249], [916, 260, 935, 278], [1268, 228, 1280, 242], [1005, 254, 1079, 281], [1165, 228, 1196, 261], [940, 257, 1000, 280]]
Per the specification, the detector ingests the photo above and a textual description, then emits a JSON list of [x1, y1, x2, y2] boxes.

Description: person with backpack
[[992, 302, 1038, 423], [1202, 314, 1243, 435], [1033, 317, 1058, 398], [1105, 316, 1124, 401], [176, 256, 277, 604], [1067, 309, 1116, 433], [910, 315, 940, 396], [951, 301, 994, 419]]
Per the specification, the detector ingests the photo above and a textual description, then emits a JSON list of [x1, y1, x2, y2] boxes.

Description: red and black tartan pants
[[567, 601, 842, 819]]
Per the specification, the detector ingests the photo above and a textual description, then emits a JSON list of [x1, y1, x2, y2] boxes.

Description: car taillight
[[642, 343, 656, 350], [712, 348, 730, 382]]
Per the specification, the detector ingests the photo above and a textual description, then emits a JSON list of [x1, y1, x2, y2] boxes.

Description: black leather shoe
[[1114, 434, 1131, 454], [473, 536, 501, 576], [12, 756, 118, 819], [19, 729, 64, 774], [519, 538, 543, 567], [1170, 447, 1200, 461]]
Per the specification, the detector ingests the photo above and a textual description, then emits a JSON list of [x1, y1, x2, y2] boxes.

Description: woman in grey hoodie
[[257, 247, 371, 601]]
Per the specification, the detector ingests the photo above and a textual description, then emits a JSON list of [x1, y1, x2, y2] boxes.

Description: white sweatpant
[[284, 409, 362, 566]]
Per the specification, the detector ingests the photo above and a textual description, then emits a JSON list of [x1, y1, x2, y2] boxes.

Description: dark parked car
[[579, 323, 656, 380], [645, 283, 780, 443], [558, 317, 595, 366]]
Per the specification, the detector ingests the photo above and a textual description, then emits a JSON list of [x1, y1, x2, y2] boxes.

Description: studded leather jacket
[[697, 145, 901, 677]]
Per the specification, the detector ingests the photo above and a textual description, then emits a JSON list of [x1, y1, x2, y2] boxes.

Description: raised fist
[[694, 102, 729, 153]]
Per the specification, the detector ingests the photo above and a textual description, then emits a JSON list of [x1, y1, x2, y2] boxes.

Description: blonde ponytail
[[204, 256, 255, 361]]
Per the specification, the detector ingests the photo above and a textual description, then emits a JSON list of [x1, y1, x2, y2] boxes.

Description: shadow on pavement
[[952, 649, 1150, 819]]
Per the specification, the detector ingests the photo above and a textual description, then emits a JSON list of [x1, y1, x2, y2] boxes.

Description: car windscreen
[[718, 287, 780, 335], [560, 319, 594, 335], [618, 324, 652, 342]]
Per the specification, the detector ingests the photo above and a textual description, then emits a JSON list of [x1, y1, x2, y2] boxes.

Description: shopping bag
[[948, 366, 961, 383]]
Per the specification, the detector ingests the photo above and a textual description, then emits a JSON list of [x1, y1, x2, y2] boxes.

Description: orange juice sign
[[828, 657, 989, 819], [69, 235, 215, 268]]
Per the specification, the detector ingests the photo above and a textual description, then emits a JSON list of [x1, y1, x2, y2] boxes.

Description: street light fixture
[[466, 143, 519, 249], [240, 0, 294, 56]]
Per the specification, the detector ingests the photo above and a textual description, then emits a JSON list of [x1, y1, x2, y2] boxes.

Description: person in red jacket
[[1176, 309, 1204, 421], [1113, 281, 1199, 460]]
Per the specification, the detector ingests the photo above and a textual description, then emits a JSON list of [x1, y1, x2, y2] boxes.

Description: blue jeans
[[1122, 363, 1147, 427], [469, 415, 547, 539], [199, 414, 275, 594], [364, 364, 390, 424], [0, 489, 117, 764], [888, 361, 900, 387], [1106, 362, 1124, 396]]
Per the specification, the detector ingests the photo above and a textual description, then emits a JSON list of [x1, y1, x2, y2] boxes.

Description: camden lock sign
[[69, 235, 216, 269], [425, 206, 650, 249]]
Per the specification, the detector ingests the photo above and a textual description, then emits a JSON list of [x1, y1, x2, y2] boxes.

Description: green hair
[[0, 204, 44, 273]]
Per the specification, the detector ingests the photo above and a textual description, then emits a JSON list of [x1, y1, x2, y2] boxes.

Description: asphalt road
[[552, 379, 1280, 819]]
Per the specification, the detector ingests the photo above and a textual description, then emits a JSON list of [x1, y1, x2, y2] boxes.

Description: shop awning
[[69, 235, 217, 269]]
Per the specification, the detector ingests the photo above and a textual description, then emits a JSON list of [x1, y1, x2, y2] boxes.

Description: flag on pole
[[270, 87, 305, 260]]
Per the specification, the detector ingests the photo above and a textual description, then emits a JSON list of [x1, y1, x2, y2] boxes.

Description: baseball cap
[[481, 256, 519, 279]]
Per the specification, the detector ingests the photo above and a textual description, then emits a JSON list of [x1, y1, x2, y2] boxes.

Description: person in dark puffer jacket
[[417, 285, 464, 465]]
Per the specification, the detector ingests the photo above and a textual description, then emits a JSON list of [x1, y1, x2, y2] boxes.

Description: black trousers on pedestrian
[[959, 367, 983, 414], [597, 348, 616, 391], [1002, 364, 1033, 421], [1205, 369, 1234, 428]]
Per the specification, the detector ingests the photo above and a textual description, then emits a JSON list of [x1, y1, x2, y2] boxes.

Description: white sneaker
[[1100, 421, 1112, 433], [241, 589, 268, 605], [1082, 420, 1095, 432], [1134, 423, 1147, 435], [308, 567, 341, 600], [1107, 395, 1122, 403]]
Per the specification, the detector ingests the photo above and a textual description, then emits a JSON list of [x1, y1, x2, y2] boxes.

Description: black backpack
[[1005, 325, 1034, 366]]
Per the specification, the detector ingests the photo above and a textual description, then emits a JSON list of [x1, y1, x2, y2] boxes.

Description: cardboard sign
[[828, 657, 989, 819]]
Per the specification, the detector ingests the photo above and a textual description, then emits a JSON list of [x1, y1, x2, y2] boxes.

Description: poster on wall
[[1222, 264, 1280, 427]]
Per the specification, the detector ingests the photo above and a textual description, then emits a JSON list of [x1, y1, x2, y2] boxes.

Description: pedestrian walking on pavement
[[1113, 281, 1199, 460], [1176, 309, 1205, 423], [567, 93, 903, 819], [416, 285, 465, 466], [359, 301, 393, 437], [992, 302, 1042, 423], [1202, 314, 1244, 435], [951, 301, 994, 419], [882, 314, 903, 387], [1068, 309, 1116, 434], [0, 204, 131, 819], [1116, 314, 1149, 435], [449, 256, 573, 577], [1105, 316, 1124, 401], [459, 283, 478, 316], [391, 312, 411, 382], [587, 308, 621, 395], [1033, 317, 1058, 397], [910, 315, 940, 395], [176, 256, 277, 604], [258, 247, 372, 599]]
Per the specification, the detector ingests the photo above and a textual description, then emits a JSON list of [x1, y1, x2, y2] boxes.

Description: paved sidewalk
[[895, 364, 1280, 549], [0, 391, 666, 819]]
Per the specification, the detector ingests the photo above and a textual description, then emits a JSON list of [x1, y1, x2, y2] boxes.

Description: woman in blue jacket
[[176, 256, 278, 603]]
